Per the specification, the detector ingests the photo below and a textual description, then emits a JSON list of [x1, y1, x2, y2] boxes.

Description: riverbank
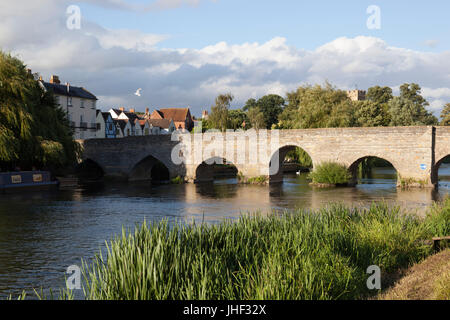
[[56, 197, 449, 300], [377, 249, 449, 300]]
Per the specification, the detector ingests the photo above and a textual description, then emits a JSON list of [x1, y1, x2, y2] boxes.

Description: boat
[[0, 171, 59, 193]]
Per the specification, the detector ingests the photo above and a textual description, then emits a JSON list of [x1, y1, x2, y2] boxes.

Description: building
[[346, 90, 366, 101], [96, 111, 116, 138], [148, 119, 176, 134], [39, 75, 98, 139], [150, 108, 194, 131]]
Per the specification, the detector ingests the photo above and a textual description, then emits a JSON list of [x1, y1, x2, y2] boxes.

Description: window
[[91, 101, 96, 109], [108, 124, 113, 131], [80, 100, 84, 108], [96, 123, 101, 130], [144, 128, 149, 135], [55, 96, 60, 106]]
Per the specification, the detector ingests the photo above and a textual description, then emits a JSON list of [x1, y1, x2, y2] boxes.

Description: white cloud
[[1, 1, 450, 117]]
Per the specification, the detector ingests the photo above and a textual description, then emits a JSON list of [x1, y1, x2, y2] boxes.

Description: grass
[[308, 162, 351, 186], [170, 176, 185, 184], [237, 173, 268, 185], [50, 198, 450, 300]]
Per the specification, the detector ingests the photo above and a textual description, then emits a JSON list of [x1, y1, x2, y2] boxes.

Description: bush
[[308, 162, 351, 185]]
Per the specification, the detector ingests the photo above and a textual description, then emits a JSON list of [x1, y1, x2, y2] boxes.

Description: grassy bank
[[65, 198, 449, 300]]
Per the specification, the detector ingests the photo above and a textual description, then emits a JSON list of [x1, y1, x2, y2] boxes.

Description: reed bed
[[71, 199, 449, 300]]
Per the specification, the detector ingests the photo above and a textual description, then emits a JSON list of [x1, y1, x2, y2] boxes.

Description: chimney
[[39, 76, 43, 81], [66, 82, 70, 93], [129, 108, 135, 113], [145, 107, 149, 114], [119, 107, 125, 112], [50, 75, 60, 84]]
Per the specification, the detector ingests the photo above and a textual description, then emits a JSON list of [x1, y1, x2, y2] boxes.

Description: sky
[[1, 0, 450, 117]]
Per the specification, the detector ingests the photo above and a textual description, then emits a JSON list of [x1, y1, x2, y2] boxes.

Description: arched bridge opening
[[348, 156, 398, 187], [129, 155, 170, 183], [269, 145, 313, 184], [195, 157, 238, 184], [433, 155, 450, 189], [76, 159, 104, 182]]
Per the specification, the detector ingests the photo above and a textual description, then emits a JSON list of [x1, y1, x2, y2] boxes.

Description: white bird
[[134, 88, 142, 97]]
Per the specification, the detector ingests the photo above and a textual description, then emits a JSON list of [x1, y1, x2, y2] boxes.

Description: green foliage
[[440, 103, 450, 126], [285, 148, 313, 167], [227, 109, 248, 130], [208, 93, 233, 132], [277, 82, 357, 129], [244, 94, 285, 129], [308, 162, 351, 185], [170, 176, 185, 184], [237, 173, 268, 184], [355, 100, 390, 127], [388, 97, 438, 126], [246, 107, 266, 130], [366, 86, 393, 105], [388, 83, 438, 126], [0, 51, 77, 170], [61, 202, 450, 300]]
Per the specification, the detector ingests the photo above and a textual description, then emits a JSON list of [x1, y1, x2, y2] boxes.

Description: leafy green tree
[[208, 93, 233, 131], [440, 103, 450, 126], [0, 51, 78, 171], [244, 94, 285, 129], [388, 97, 438, 126], [228, 109, 248, 130], [246, 107, 265, 130], [354, 100, 390, 127], [277, 82, 356, 129], [366, 86, 393, 105]]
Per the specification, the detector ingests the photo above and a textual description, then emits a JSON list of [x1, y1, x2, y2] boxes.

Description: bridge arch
[[195, 157, 239, 183], [348, 156, 398, 186], [76, 158, 105, 181], [432, 154, 450, 188], [269, 144, 314, 183], [129, 154, 170, 183]]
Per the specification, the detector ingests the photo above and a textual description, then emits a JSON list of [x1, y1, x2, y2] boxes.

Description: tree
[[366, 86, 393, 105], [388, 97, 438, 126], [0, 51, 78, 170], [244, 94, 285, 129], [354, 100, 390, 127], [440, 103, 450, 126], [246, 107, 265, 130], [277, 82, 356, 129], [228, 109, 248, 130], [208, 93, 233, 131]]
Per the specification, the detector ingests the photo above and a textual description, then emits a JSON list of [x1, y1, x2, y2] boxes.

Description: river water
[[0, 164, 449, 298]]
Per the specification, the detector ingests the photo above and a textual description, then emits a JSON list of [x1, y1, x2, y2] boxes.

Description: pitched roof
[[101, 112, 111, 122], [154, 108, 190, 122], [40, 81, 97, 100], [113, 119, 128, 132], [148, 119, 173, 129], [123, 112, 140, 122]]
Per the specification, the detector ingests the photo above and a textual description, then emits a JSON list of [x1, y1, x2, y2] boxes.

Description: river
[[0, 164, 449, 298]]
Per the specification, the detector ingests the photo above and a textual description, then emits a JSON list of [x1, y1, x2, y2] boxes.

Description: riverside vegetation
[[25, 197, 448, 300]]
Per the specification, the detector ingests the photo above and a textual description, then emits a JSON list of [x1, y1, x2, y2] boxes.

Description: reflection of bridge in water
[[79, 126, 450, 188]]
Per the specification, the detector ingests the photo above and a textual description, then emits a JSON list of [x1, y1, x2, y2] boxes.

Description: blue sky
[[1, 0, 449, 117], [79, 0, 450, 52]]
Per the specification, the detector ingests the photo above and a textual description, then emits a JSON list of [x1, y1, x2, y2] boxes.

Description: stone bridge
[[78, 126, 450, 187]]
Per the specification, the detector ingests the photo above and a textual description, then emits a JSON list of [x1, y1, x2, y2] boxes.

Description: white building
[[40, 75, 98, 140]]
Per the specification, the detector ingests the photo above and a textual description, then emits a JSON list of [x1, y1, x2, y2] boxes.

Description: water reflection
[[0, 164, 448, 298]]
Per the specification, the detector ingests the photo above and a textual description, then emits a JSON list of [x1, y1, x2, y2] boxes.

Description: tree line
[[0, 51, 79, 172], [203, 82, 450, 131]]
